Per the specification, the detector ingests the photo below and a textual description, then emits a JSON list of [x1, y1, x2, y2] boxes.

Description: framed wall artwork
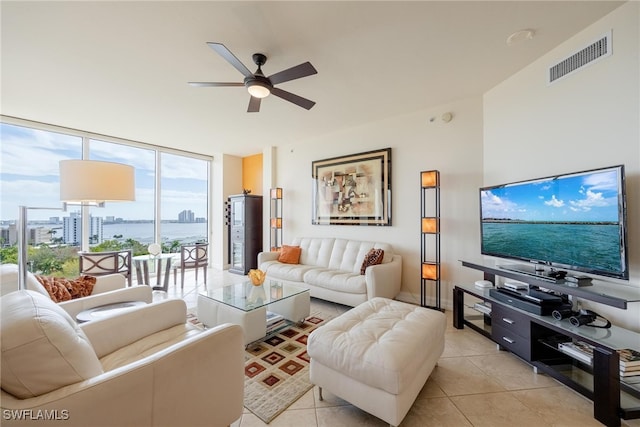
[[312, 148, 391, 226]]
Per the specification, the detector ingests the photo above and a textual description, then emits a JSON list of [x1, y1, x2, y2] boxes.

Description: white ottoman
[[307, 297, 446, 426]]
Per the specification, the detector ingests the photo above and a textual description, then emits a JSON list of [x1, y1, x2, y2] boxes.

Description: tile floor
[[149, 268, 640, 427]]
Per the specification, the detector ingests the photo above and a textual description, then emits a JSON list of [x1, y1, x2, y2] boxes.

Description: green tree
[[0, 245, 18, 264], [122, 238, 147, 256], [162, 240, 182, 253], [92, 240, 123, 252]]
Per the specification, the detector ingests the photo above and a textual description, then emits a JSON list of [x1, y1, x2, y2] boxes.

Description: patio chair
[[174, 243, 208, 289], [79, 250, 132, 287]]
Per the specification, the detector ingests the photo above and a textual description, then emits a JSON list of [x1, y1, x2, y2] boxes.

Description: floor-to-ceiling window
[[89, 138, 156, 254], [160, 152, 209, 253], [0, 118, 211, 277], [0, 122, 83, 275]]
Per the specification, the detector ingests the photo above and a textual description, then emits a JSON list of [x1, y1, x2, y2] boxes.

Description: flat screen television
[[480, 165, 628, 280]]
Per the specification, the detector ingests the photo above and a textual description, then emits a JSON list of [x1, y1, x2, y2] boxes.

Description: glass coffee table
[[197, 279, 310, 345]]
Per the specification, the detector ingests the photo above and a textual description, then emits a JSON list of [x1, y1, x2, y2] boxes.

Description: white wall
[[211, 153, 243, 269], [274, 97, 484, 307], [484, 2, 640, 331]]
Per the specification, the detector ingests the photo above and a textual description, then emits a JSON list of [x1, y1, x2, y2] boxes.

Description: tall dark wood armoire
[[228, 194, 263, 275]]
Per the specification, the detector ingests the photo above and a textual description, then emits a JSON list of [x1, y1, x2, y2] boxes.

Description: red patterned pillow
[[35, 275, 96, 303], [66, 276, 96, 299], [360, 248, 385, 275]]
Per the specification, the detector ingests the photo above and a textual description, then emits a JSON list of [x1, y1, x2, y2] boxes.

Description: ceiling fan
[[189, 42, 318, 113]]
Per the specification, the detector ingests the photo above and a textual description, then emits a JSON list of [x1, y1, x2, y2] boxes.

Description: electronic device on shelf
[[474, 280, 493, 288], [479, 165, 628, 282], [489, 287, 564, 315], [565, 275, 593, 287], [503, 281, 528, 290]]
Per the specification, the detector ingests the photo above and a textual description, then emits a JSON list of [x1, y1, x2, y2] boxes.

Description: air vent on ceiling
[[548, 31, 612, 84]]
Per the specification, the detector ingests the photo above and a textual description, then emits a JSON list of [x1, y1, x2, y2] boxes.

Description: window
[[0, 118, 212, 277], [160, 153, 209, 253], [89, 139, 156, 254], [0, 122, 82, 276]]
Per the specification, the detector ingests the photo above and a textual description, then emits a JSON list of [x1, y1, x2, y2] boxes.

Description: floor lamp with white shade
[[17, 160, 135, 290]]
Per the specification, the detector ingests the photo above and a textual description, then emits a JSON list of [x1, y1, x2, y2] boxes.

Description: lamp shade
[[422, 218, 439, 233], [421, 170, 439, 188], [271, 218, 282, 229], [270, 188, 283, 199], [421, 263, 438, 280], [60, 160, 135, 203]]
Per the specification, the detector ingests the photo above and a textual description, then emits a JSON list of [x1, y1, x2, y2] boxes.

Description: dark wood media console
[[454, 260, 640, 427]]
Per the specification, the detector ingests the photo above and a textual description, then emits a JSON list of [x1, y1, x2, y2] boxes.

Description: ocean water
[[481, 222, 624, 274], [103, 222, 207, 244], [40, 222, 208, 245]]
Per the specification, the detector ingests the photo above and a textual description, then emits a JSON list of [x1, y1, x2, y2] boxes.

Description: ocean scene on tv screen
[[481, 168, 624, 275]]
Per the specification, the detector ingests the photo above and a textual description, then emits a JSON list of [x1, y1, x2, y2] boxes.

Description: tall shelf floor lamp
[[420, 170, 441, 309], [18, 160, 135, 290]]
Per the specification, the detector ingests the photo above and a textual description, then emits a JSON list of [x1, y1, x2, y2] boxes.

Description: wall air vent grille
[[548, 31, 612, 84]]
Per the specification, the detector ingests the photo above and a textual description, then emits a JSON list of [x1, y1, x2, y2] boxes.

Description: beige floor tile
[[315, 405, 388, 427], [264, 408, 319, 427], [450, 392, 550, 427], [240, 408, 318, 427], [430, 357, 506, 396], [467, 352, 558, 390], [441, 328, 499, 358], [402, 396, 473, 427], [415, 377, 447, 399], [288, 388, 316, 410], [313, 386, 351, 408], [512, 386, 605, 427]]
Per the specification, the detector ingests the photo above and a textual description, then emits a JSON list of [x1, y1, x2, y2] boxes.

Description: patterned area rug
[[186, 310, 333, 424]]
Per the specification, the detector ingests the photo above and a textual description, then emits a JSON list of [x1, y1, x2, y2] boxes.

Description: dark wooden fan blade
[[206, 42, 253, 78], [271, 87, 316, 110], [268, 62, 317, 85], [188, 82, 245, 87], [247, 96, 261, 113]]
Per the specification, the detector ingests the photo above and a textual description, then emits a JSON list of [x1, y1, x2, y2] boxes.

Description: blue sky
[[1, 123, 209, 221], [481, 168, 622, 222]]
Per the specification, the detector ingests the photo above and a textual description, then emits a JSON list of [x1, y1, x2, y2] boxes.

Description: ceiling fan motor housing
[[244, 74, 272, 89]]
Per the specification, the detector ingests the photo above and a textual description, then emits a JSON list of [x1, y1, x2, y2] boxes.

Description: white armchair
[[1, 290, 245, 427], [0, 263, 152, 318]]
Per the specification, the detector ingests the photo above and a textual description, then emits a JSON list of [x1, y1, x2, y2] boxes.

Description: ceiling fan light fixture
[[247, 81, 271, 98]]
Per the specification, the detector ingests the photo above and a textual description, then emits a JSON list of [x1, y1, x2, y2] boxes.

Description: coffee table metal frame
[[197, 280, 310, 345]]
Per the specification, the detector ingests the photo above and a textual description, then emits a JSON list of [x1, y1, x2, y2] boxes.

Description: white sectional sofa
[[257, 237, 402, 307]]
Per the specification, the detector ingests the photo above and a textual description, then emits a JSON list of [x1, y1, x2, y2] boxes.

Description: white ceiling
[[1, 1, 624, 157]]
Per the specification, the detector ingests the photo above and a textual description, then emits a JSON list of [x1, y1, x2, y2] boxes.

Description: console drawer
[[492, 323, 531, 361], [491, 304, 531, 339]]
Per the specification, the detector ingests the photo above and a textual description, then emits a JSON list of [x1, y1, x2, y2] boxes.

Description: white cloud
[[544, 195, 564, 208]]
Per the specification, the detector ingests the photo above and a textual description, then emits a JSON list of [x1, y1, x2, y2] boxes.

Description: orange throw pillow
[[278, 245, 302, 264]]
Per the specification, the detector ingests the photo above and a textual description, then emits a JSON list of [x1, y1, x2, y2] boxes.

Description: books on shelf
[[618, 348, 640, 368], [558, 341, 594, 366], [266, 311, 285, 333], [266, 311, 284, 326], [619, 348, 640, 378]]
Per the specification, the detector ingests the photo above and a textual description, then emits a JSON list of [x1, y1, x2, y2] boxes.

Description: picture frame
[[312, 148, 391, 226]]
